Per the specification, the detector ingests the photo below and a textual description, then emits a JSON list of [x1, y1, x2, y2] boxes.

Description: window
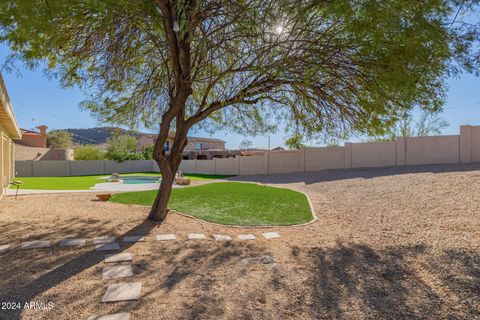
[[163, 141, 170, 151], [195, 142, 203, 150]]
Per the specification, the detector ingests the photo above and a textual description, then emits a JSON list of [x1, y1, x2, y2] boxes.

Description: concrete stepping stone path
[[188, 233, 206, 240], [156, 234, 176, 241], [101, 282, 142, 303], [213, 235, 232, 241], [103, 265, 133, 280], [88, 312, 130, 320], [93, 236, 116, 244], [21, 240, 51, 249], [0, 244, 10, 254], [238, 234, 256, 240], [105, 253, 133, 263], [123, 236, 145, 242], [96, 243, 120, 252], [60, 238, 86, 247], [263, 232, 280, 239]]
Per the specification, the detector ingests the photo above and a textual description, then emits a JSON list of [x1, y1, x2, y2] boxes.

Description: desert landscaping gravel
[[0, 164, 479, 319]]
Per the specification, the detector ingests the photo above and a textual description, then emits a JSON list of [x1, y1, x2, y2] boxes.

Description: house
[[137, 133, 228, 160], [14, 125, 74, 161], [16, 126, 48, 147], [0, 75, 21, 198]]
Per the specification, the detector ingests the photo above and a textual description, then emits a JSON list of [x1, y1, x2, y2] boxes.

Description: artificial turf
[[12, 172, 231, 190], [110, 182, 313, 226]]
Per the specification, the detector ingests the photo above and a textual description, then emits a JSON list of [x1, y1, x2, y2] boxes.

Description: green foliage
[[140, 144, 154, 160], [0, 1, 478, 142], [285, 134, 306, 149], [105, 134, 138, 162], [74, 145, 105, 160], [47, 130, 72, 148], [110, 182, 313, 226]]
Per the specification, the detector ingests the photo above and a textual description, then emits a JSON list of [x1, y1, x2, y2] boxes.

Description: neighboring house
[[14, 125, 74, 161], [137, 133, 228, 160], [16, 126, 48, 147], [0, 75, 21, 198]]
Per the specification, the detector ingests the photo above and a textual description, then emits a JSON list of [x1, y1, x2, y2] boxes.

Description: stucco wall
[[15, 144, 74, 161]]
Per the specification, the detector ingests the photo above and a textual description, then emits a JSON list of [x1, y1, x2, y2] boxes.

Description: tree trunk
[[148, 125, 188, 222], [148, 158, 177, 221]]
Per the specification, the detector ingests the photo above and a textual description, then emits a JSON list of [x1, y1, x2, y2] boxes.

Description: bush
[[74, 145, 105, 160]]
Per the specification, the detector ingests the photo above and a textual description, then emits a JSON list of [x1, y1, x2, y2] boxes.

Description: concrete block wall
[[14, 125, 480, 177]]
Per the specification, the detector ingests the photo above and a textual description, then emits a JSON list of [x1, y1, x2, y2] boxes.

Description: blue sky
[[1, 44, 480, 149]]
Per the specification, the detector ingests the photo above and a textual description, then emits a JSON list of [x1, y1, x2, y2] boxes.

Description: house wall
[[15, 133, 47, 148], [1, 130, 15, 198], [15, 125, 480, 178], [15, 144, 74, 161]]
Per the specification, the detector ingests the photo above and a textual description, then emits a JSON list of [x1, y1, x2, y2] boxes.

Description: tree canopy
[[1, 1, 478, 139], [47, 130, 72, 148], [1, 0, 479, 220]]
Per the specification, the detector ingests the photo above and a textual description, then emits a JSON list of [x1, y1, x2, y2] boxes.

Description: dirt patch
[[0, 164, 479, 319]]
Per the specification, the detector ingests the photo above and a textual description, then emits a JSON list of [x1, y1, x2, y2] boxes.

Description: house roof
[[0, 74, 21, 139]]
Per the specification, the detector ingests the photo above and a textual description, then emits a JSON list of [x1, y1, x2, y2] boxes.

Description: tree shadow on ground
[[229, 163, 480, 185], [0, 219, 156, 320], [306, 242, 480, 319]]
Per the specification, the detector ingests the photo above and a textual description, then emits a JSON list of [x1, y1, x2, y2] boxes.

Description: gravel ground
[[0, 164, 479, 319]]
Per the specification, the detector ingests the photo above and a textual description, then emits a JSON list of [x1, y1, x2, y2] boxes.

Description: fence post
[[460, 125, 472, 164], [344, 143, 352, 169], [395, 138, 406, 166]]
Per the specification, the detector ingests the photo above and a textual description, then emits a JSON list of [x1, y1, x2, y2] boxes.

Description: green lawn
[[110, 182, 313, 226], [12, 172, 231, 190]]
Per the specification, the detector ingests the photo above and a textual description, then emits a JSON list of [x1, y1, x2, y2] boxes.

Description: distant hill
[[51, 127, 143, 145]]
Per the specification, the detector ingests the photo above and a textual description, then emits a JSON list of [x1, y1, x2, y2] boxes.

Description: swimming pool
[[121, 176, 161, 184]]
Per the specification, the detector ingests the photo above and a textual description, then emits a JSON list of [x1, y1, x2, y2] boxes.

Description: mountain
[[52, 127, 144, 145]]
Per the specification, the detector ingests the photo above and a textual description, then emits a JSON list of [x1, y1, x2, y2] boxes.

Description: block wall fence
[[14, 125, 480, 177]]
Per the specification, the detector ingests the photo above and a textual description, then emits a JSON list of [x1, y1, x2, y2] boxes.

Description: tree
[[47, 130, 72, 148], [285, 134, 306, 150], [105, 134, 138, 161], [370, 110, 449, 141], [74, 145, 105, 160], [239, 140, 253, 150], [1, 1, 479, 221]]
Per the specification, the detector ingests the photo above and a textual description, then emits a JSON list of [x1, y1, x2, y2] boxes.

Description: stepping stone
[[238, 234, 256, 240], [263, 232, 280, 239], [188, 233, 206, 240], [21, 240, 51, 249], [0, 245, 10, 254], [123, 236, 145, 242], [105, 253, 133, 263], [213, 235, 232, 241], [101, 282, 142, 303], [103, 265, 133, 280], [156, 234, 176, 241], [93, 236, 116, 244], [88, 313, 130, 320], [96, 243, 120, 252], [60, 238, 86, 247]]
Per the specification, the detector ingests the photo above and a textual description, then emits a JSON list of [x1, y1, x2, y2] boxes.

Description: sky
[[1, 44, 480, 149]]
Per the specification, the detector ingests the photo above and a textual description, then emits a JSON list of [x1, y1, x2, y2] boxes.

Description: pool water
[[121, 176, 160, 184]]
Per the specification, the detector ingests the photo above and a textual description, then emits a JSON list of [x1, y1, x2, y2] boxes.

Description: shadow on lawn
[[0, 219, 157, 320], [229, 163, 480, 185], [306, 242, 480, 319]]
